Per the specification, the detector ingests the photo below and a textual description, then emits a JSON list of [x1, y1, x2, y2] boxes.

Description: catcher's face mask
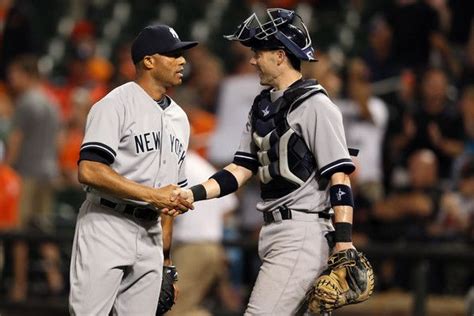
[[224, 8, 316, 62]]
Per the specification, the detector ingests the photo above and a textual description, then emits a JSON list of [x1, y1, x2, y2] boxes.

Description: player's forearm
[[78, 160, 155, 202], [160, 214, 174, 265], [191, 163, 253, 200], [331, 172, 353, 223], [330, 172, 354, 252]]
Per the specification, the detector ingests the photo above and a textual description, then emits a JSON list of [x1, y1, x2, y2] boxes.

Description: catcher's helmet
[[224, 8, 316, 62]]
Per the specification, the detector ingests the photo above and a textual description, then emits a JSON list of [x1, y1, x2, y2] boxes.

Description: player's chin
[[259, 78, 270, 86], [172, 77, 182, 86], [174, 73, 184, 84]]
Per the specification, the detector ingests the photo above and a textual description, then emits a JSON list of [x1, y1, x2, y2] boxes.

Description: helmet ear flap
[[274, 26, 316, 62]]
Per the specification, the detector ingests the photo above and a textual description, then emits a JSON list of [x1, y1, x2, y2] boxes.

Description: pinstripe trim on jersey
[[178, 179, 188, 188], [319, 158, 355, 178], [233, 151, 258, 174], [79, 148, 115, 165], [81, 142, 117, 157], [79, 142, 116, 165]]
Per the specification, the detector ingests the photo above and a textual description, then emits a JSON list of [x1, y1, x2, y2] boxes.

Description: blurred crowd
[[0, 0, 473, 313]]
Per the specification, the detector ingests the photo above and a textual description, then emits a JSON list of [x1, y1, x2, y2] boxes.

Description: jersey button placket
[[162, 115, 168, 166], [154, 111, 165, 188]]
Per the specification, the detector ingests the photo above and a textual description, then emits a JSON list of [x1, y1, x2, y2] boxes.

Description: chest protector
[[251, 79, 327, 199]]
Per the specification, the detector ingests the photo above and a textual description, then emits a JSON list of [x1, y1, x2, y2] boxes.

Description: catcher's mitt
[[156, 265, 178, 315], [307, 248, 374, 314]]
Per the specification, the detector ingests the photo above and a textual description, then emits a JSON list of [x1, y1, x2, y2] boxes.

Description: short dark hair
[[9, 54, 39, 78], [286, 51, 301, 71]]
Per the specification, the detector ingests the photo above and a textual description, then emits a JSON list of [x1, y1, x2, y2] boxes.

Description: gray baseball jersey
[[233, 82, 354, 315], [81, 81, 189, 202], [235, 85, 354, 213], [69, 81, 190, 315]]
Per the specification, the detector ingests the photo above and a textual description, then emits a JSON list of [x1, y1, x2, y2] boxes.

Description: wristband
[[330, 184, 354, 207], [334, 222, 352, 242], [190, 184, 207, 201]]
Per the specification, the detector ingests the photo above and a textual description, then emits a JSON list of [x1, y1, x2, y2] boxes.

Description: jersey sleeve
[[79, 98, 122, 165], [232, 110, 259, 174], [177, 110, 190, 188], [299, 94, 355, 178], [177, 156, 188, 187]]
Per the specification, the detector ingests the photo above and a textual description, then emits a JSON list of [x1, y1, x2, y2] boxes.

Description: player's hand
[[149, 184, 194, 214], [161, 208, 181, 217], [333, 242, 355, 254], [171, 188, 194, 204]]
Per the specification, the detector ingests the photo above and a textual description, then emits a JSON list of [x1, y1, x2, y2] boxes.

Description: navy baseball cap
[[131, 24, 198, 64]]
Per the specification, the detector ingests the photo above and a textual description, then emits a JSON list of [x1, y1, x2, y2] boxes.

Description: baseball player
[[69, 24, 197, 315], [176, 8, 362, 315]]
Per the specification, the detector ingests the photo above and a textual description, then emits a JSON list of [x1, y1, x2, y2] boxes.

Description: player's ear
[[276, 49, 286, 66], [143, 56, 154, 69]]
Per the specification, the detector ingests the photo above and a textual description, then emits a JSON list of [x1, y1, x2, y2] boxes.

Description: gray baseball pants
[[69, 200, 163, 315], [245, 211, 333, 315]]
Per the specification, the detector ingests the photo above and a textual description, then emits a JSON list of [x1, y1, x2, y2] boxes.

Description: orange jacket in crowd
[[0, 164, 21, 230]]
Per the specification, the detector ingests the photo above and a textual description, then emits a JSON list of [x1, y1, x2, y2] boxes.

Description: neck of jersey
[[155, 96, 171, 110]]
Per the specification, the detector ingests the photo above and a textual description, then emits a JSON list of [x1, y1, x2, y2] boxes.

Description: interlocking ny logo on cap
[[169, 27, 180, 40]]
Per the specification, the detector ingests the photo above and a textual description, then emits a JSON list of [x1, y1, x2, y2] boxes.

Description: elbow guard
[[210, 169, 239, 197]]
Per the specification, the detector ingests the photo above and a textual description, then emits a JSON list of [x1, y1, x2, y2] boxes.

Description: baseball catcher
[[306, 248, 374, 314], [156, 265, 178, 315]]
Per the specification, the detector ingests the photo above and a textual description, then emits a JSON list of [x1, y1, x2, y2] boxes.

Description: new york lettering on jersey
[[135, 131, 161, 154], [170, 134, 186, 166]]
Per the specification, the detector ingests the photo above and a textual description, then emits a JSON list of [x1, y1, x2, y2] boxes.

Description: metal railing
[[0, 232, 472, 316]]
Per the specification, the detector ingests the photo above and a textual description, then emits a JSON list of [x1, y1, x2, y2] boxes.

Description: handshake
[[148, 184, 196, 217]]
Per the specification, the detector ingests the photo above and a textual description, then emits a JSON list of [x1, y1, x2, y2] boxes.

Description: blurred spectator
[[48, 19, 111, 122], [112, 41, 136, 87], [339, 58, 389, 202], [0, 138, 20, 229], [5, 55, 63, 301], [363, 14, 399, 82], [373, 149, 442, 241], [58, 88, 89, 188], [429, 157, 474, 240], [185, 46, 225, 113], [55, 87, 90, 212], [427, 157, 474, 295], [189, 112, 216, 158], [0, 0, 36, 79], [373, 149, 443, 290], [209, 42, 261, 165], [383, 69, 418, 192], [171, 46, 223, 156], [385, 0, 445, 72], [0, 139, 21, 286], [169, 150, 241, 316], [396, 68, 464, 181]]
